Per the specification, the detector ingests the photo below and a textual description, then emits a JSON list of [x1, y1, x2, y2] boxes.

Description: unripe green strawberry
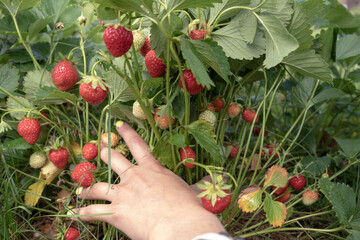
[[132, 30, 145, 51], [302, 190, 319, 206], [29, 151, 47, 168], [199, 110, 216, 127], [132, 100, 147, 120]]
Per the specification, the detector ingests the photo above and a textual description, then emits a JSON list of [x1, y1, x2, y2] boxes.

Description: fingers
[[115, 122, 158, 166], [74, 204, 114, 222], [78, 182, 117, 202], [101, 148, 133, 176]]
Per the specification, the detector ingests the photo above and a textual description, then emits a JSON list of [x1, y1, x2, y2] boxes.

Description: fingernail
[[115, 120, 124, 127], [76, 187, 83, 196]]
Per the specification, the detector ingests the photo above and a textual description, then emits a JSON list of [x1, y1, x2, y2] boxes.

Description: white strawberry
[[132, 100, 147, 120], [29, 151, 47, 169], [132, 30, 145, 51], [199, 110, 217, 127]]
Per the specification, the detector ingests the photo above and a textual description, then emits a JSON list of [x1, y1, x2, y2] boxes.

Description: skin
[[73, 123, 225, 240]]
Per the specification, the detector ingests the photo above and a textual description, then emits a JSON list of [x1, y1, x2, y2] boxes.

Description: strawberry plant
[[1, 0, 360, 239]]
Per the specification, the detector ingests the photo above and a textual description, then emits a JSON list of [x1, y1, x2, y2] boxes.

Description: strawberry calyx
[[196, 175, 232, 207], [79, 75, 109, 91], [45, 138, 65, 151]]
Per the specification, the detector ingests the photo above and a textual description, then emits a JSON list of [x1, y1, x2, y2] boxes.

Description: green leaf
[[336, 35, 360, 61], [263, 165, 288, 188], [301, 156, 332, 177], [318, 178, 333, 201], [8, 0, 41, 10], [190, 39, 230, 82], [180, 39, 214, 89], [301, 0, 326, 25], [237, 10, 257, 43], [212, 22, 265, 60], [264, 193, 287, 227], [167, 0, 222, 12], [334, 138, 360, 159], [169, 134, 185, 148], [28, 16, 53, 41], [310, 88, 345, 107], [0, 64, 19, 98], [185, 120, 222, 163], [319, 27, 336, 62], [238, 185, 263, 213], [347, 231, 360, 240], [144, 78, 164, 89], [291, 77, 316, 107], [172, 91, 185, 121], [255, 13, 299, 68], [6, 96, 32, 120], [283, 49, 332, 83], [23, 70, 55, 102], [0, 121, 12, 134], [260, 0, 293, 26], [58, 5, 81, 28], [153, 135, 175, 170], [39, 0, 70, 24], [105, 70, 135, 102], [208, 0, 250, 25], [3, 138, 32, 150], [39, 90, 77, 105], [287, 2, 313, 51], [88, 0, 151, 16]]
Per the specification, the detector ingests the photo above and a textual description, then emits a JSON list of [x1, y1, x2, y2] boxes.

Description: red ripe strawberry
[[242, 109, 258, 123], [51, 61, 79, 91], [82, 142, 98, 160], [71, 162, 97, 187], [201, 189, 231, 214], [289, 174, 306, 190], [213, 97, 224, 112], [189, 22, 209, 40], [153, 108, 175, 129], [17, 119, 41, 144], [179, 69, 205, 95], [145, 50, 166, 77], [271, 183, 288, 196], [179, 146, 196, 168], [227, 103, 241, 118], [253, 126, 268, 136], [65, 227, 79, 240], [49, 147, 69, 169], [103, 25, 133, 57], [266, 144, 279, 158], [79, 76, 109, 105], [139, 36, 151, 57], [302, 190, 319, 206], [227, 144, 239, 159], [275, 191, 291, 203]]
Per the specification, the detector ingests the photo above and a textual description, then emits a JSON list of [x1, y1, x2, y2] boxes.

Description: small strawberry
[[199, 110, 217, 127], [79, 76, 109, 105], [213, 97, 224, 112], [82, 142, 98, 160], [202, 103, 215, 111], [242, 109, 258, 123], [139, 36, 151, 57], [71, 162, 97, 187], [17, 118, 41, 144], [266, 144, 279, 158], [188, 22, 210, 40], [227, 103, 241, 118], [145, 50, 166, 77], [49, 147, 69, 169], [179, 69, 204, 95], [51, 61, 79, 91], [65, 227, 79, 240], [29, 151, 47, 169], [115, 143, 129, 157], [179, 146, 196, 168], [302, 190, 319, 206], [132, 30, 145, 51], [132, 100, 147, 120], [271, 183, 288, 196], [289, 174, 306, 190], [101, 132, 120, 147], [227, 144, 239, 159], [275, 191, 291, 203], [153, 108, 175, 129], [103, 25, 133, 57], [253, 126, 268, 136], [197, 176, 232, 214]]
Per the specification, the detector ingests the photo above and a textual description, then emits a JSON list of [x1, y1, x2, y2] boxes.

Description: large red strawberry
[[227, 103, 241, 118], [139, 36, 151, 57], [289, 174, 306, 190], [51, 61, 79, 91], [71, 162, 97, 187], [179, 69, 205, 95], [103, 25, 133, 57], [227, 144, 239, 159], [82, 142, 98, 160], [49, 147, 69, 169], [179, 146, 196, 168], [145, 50, 166, 77], [213, 97, 224, 112], [153, 108, 175, 129], [79, 76, 109, 105], [18, 118, 41, 144], [302, 190, 319, 206], [65, 227, 79, 240], [242, 109, 258, 123], [275, 191, 291, 203]]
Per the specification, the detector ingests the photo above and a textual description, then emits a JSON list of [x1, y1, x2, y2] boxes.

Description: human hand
[[73, 121, 225, 240]]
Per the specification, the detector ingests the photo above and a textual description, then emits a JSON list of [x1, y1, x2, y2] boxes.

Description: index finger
[[115, 121, 158, 165]]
